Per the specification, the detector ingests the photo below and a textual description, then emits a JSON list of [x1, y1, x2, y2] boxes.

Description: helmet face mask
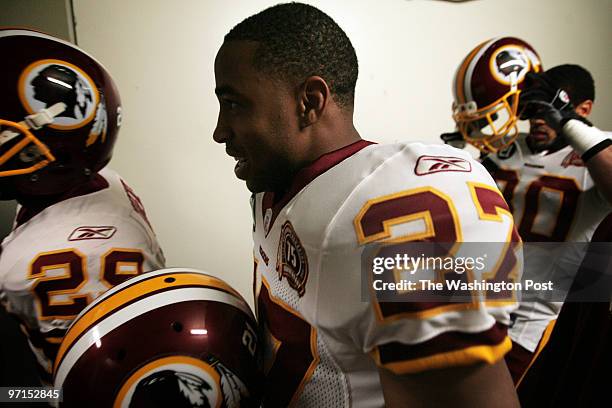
[[0, 118, 56, 177], [452, 37, 542, 153], [0, 29, 121, 198]]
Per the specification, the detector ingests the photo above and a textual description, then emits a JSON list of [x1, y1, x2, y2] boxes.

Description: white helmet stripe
[[464, 37, 498, 103], [54, 286, 249, 387]]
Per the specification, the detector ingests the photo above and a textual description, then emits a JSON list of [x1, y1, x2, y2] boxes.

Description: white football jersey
[[0, 167, 165, 378], [253, 140, 521, 407], [484, 133, 612, 352]]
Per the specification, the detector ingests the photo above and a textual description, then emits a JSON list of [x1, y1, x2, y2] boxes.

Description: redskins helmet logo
[[490, 45, 540, 86], [18, 59, 100, 130], [115, 356, 222, 408]]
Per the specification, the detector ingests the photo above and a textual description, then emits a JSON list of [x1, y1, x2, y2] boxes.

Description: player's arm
[[519, 73, 612, 204], [562, 120, 612, 204], [379, 360, 519, 408]]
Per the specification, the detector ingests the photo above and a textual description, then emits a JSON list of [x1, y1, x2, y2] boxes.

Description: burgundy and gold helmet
[[0, 28, 121, 197], [53, 268, 260, 408], [452, 37, 542, 153]]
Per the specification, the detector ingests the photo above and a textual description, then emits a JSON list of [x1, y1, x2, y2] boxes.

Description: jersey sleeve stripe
[[372, 322, 510, 374]]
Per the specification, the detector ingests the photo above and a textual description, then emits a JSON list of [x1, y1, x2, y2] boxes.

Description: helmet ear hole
[[19, 145, 43, 163], [116, 349, 127, 361], [171, 321, 183, 332]]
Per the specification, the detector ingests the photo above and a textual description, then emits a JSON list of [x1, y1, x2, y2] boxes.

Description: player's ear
[[298, 76, 329, 129], [575, 99, 593, 117]]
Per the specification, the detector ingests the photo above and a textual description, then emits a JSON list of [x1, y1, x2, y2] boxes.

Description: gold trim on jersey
[[518, 173, 581, 241], [468, 182, 521, 306], [468, 181, 513, 223], [260, 277, 319, 407], [99, 247, 144, 288], [28, 248, 91, 321], [516, 319, 557, 387], [354, 187, 462, 245], [535, 186, 564, 237], [372, 335, 512, 374], [356, 187, 477, 320]]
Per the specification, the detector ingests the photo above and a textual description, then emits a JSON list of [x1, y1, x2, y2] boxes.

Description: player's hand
[[518, 72, 591, 132], [440, 131, 466, 149]]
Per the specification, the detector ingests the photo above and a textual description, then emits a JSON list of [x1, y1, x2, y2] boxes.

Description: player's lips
[[530, 127, 550, 142], [226, 148, 249, 179]]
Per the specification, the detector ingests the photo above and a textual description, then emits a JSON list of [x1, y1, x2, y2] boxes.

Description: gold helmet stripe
[[54, 272, 241, 373]]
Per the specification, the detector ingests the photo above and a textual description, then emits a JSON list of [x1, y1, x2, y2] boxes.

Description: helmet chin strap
[[0, 102, 67, 147]]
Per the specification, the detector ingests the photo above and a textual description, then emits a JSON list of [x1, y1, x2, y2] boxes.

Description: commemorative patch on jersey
[[68, 226, 117, 241], [414, 155, 472, 175], [276, 221, 308, 297], [561, 151, 585, 168]]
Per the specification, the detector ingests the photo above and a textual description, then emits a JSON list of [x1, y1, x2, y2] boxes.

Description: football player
[[516, 213, 612, 407], [214, 4, 521, 406], [0, 29, 165, 384], [446, 39, 612, 386]]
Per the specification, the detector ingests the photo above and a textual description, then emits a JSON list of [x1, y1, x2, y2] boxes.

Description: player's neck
[[15, 174, 108, 226], [306, 121, 361, 163]]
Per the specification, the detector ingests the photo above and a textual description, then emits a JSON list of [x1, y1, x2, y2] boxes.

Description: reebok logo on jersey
[[414, 155, 472, 175], [68, 226, 117, 241]]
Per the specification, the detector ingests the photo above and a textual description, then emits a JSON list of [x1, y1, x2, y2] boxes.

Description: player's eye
[[221, 98, 239, 110]]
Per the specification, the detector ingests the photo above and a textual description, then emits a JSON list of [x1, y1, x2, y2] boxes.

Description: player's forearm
[[379, 360, 519, 407], [585, 144, 612, 205], [562, 120, 612, 204]]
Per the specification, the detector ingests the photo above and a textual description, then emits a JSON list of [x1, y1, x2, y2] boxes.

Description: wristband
[[562, 119, 610, 157]]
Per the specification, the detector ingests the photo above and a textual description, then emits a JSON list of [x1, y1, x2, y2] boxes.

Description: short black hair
[[224, 2, 358, 108], [544, 64, 595, 105]]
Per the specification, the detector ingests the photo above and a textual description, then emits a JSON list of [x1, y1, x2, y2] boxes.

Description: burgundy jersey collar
[[261, 139, 375, 235], [15, 174, 109, 228]]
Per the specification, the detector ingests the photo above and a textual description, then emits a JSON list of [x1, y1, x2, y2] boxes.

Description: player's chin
[[245, 171, 288, 194], [245, 177, 267, 193]]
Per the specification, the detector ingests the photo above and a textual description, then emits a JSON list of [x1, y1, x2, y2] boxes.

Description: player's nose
[[213, 120, 230, 144]]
